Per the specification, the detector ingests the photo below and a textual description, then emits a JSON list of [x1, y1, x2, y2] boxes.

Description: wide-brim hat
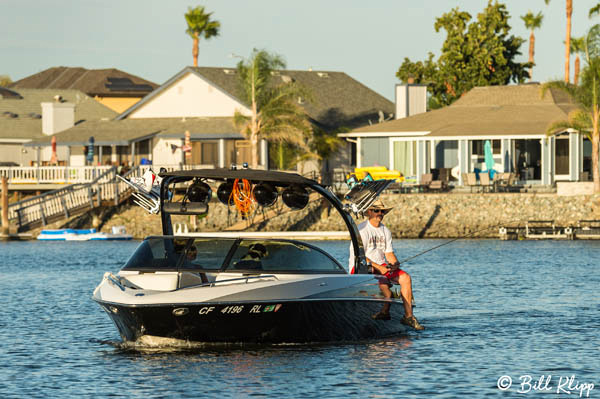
[[368, 199, 393, 214]]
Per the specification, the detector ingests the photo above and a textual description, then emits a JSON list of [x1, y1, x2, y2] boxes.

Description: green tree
[[521, 11, 544, 80], [308, 127, 345, 178], [184, 6, 220, 67], [543, 24, 600, 192], [0, 75, 11, 87], [233, 49, 312, 169], [396, 1, 530, 108]]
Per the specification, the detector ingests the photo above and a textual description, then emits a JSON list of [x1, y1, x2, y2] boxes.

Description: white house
[[340, 84, 587, 185]]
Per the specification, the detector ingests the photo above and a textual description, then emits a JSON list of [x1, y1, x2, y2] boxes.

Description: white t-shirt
[[349, 220, 394, 273]]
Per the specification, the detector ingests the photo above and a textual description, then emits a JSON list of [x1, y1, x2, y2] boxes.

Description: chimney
[[395, 84, 427, 119], [41, 102, 75, 135]]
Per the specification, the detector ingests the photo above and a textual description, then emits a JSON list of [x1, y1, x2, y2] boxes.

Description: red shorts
[[384, 268, 406, 282], [373, 264, 406, 285]]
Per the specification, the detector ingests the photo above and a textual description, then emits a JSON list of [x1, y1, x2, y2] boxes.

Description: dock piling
[[2, 177, 9, 235]]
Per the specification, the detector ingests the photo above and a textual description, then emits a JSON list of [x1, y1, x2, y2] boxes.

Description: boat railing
[[104, 272, 126, 292], [180, 274, 279, 290]]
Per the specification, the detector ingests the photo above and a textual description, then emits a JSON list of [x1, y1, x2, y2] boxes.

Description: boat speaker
[[217, 182, 234, 205], [186, 180, 211, 204], [253, 183, 278, 207], [282, 185, 309, 210]]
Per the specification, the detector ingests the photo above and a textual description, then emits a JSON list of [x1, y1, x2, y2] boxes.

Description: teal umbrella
[[484, 140, 495, 171]]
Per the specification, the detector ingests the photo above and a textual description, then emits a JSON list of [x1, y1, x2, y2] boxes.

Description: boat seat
[[121, 272, 179, 291], [232, 259, 263, 270], [178, 271, 209, 288]]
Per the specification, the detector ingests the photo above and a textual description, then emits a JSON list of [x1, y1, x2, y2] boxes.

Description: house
[[10, 67, 158, 113], [0, 87, 117, 166], [27, 66, 394, 170], [339, 83, 586, 185]]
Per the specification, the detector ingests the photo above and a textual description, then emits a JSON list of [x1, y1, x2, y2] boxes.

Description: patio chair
[[479, 172, 493, 193], [464, 172, 479, 193], [421, 173, 447, 192], [420, 173, 432, 192]]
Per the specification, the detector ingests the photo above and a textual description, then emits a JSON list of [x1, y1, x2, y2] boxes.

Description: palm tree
[[521, 11, 544, 80], [570, 36, 586, 84], [233, 49, 312, 169], [184, 6, 220, 67], [542, 25, 600, 193], [565, 0, 573, 83], [544, 0, 573, 82], [590, 3, 600, 18]]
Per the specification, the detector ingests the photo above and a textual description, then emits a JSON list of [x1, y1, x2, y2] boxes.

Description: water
[[1, 239, 599, 398]]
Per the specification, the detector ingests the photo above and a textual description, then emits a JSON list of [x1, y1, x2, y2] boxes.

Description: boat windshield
[[122, 237, 235, 271], [224, 239, 345, 274], [122, 237, 345, 274]]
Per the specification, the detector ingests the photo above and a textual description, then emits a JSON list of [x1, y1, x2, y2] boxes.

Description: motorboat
[[92, 168, 407, 344], [38, 226, 132, 241]]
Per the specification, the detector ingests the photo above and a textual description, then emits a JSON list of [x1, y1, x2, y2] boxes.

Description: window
[[123, 237, 236, 271], [472, 140, 500, 156], [183, 238, 236, 271], [123, 238, 181, 271], [225, 240, 345, 273], [191, 141, 218, 166], [555, 136, 570, 175]]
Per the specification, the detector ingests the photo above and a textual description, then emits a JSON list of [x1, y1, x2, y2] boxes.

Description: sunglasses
[[371, 209, 385, 214]]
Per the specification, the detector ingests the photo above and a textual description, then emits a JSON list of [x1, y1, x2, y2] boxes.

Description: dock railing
[[1, 164, 216, 232], [5, 166, 145, 232], [0, 164, 215, 185], [0, 166, 113, 184]]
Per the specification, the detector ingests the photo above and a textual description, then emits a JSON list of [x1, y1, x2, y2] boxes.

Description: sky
[[2, 0, 600, 101]]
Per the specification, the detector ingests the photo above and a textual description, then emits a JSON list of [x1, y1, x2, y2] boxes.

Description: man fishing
[[351, 200, 424, 330]]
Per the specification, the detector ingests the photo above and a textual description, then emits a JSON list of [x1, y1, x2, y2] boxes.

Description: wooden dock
[[498, 220, 600, 240]]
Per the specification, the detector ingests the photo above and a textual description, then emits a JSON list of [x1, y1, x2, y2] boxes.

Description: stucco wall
[[0, 143, 35, 165], [152, 138, 182, 165], [129, 73, 251, 119]]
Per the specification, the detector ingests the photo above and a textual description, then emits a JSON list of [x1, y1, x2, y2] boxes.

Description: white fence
[[6, 166, 150, 231], [3, 164, 217, 231], [0, 164, 215, 185], [0, 166, 112, 184]]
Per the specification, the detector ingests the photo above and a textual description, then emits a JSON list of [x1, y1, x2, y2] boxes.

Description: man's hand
[[369, 261, 388, 275], [388, 261, 400, 271]]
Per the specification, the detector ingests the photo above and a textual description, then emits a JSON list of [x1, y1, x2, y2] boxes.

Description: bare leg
[[377, 283, 392, 314], [397, 273, 414, 318]]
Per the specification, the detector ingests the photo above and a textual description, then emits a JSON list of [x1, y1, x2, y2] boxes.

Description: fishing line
[[396, 218, 527, 266]]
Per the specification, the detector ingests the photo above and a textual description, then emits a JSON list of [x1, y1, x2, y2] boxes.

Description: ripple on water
[[0, 239, 599, 398]]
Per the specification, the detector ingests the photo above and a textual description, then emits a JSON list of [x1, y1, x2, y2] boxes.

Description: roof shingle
[[10, 67, 158, 97], [351, 84, 579, 137], [0, 88, 117, 141]]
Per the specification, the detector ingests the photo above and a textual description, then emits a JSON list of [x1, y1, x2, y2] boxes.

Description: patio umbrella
[[184, 130, 191, 161], [484, 140, 495, 171], [86, 136, 95, 164], [50, 136, 57, 165]]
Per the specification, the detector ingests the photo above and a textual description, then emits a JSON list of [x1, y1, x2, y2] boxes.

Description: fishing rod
[[396, 218, 526, 266]]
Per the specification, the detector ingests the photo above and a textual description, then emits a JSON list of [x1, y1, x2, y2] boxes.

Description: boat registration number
[[221, 305, 244, 314], [197, 304, 282, 315]]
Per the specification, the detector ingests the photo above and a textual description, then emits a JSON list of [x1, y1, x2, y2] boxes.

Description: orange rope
[[229, 178, 255, 217]]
